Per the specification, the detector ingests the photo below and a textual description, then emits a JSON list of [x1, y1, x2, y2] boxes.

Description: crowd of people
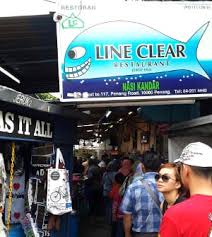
[[72, 142, 212, 237]]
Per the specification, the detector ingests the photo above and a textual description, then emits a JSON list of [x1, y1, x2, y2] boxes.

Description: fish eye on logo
[[64, 46, 91, 79], [68, 47, 86, 59]]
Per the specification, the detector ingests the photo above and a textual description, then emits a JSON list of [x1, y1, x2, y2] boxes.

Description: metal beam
[[0, 46, 56, 53], [0, 59, 57, 66], [0, 85, 90, 121], [169, 114, 212, 132], [76, 100, 195, 108]]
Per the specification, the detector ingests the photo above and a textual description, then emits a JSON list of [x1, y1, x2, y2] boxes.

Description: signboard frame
[[56, 0, 212, 103]]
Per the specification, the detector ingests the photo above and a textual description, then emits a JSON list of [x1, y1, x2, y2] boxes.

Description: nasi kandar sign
[[56, 0, 212, 102]]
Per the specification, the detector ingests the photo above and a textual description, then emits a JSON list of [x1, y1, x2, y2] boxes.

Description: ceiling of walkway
[[76, 106, 138, 141], [0, 14, 58, 93]]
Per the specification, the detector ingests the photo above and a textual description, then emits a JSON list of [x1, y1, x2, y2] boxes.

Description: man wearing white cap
[[160, 142, 212, 237]]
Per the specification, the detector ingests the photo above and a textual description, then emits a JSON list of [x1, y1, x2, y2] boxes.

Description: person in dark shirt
[[72, 156, 84, 174], [86, 158, 103, 223]]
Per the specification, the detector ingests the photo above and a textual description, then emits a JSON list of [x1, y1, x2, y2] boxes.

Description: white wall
[[168, 136, 212, 162]]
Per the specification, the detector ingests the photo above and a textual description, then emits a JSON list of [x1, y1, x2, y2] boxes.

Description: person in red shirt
[[109, 172, 125, 237], [159, 142, 212, 237]]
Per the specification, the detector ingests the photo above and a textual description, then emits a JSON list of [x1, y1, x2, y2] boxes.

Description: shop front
[[0, 86, 83, 237]]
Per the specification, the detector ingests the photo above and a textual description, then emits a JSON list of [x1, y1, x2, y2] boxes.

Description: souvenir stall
[[0, 112, 55, 237], [0, 86, 83, 237]]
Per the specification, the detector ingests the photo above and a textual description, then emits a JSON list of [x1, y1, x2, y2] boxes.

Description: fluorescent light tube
[[0, 67, 20, 84]]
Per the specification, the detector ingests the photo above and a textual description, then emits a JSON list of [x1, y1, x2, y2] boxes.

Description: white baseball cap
[[98, 160, 106, 168], [174, 142, 212, 167], [90, 155, 95, 160]]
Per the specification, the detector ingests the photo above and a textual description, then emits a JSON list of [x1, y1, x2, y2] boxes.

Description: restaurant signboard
[[56, 0, 212, 102]]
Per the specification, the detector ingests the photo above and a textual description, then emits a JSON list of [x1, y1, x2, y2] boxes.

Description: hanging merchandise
[[0, 213, 7, 237], [6, 142, 16, 233], [0, 153, 7, 212], [22, 178, 47, 237], [5, 143, 24, 176], [31, 145, 54, 168], [22, 144, 55, 237], [5, 173, 25, 224], [0, 153, 7, 237], [4, 143, 26, 236], [5, 197, 25, 224], [21, 213, 39, 237], [47, 148, 72, 215]]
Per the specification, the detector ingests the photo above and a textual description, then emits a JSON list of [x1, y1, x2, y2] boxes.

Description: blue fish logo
[[63, 21, 210, 80]]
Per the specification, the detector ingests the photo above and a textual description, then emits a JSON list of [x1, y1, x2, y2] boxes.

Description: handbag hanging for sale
[[46, 148, 72, 215], [0, 213, 7, 237], [0, 153, 7, 212], [0, 153, 7, 237]]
